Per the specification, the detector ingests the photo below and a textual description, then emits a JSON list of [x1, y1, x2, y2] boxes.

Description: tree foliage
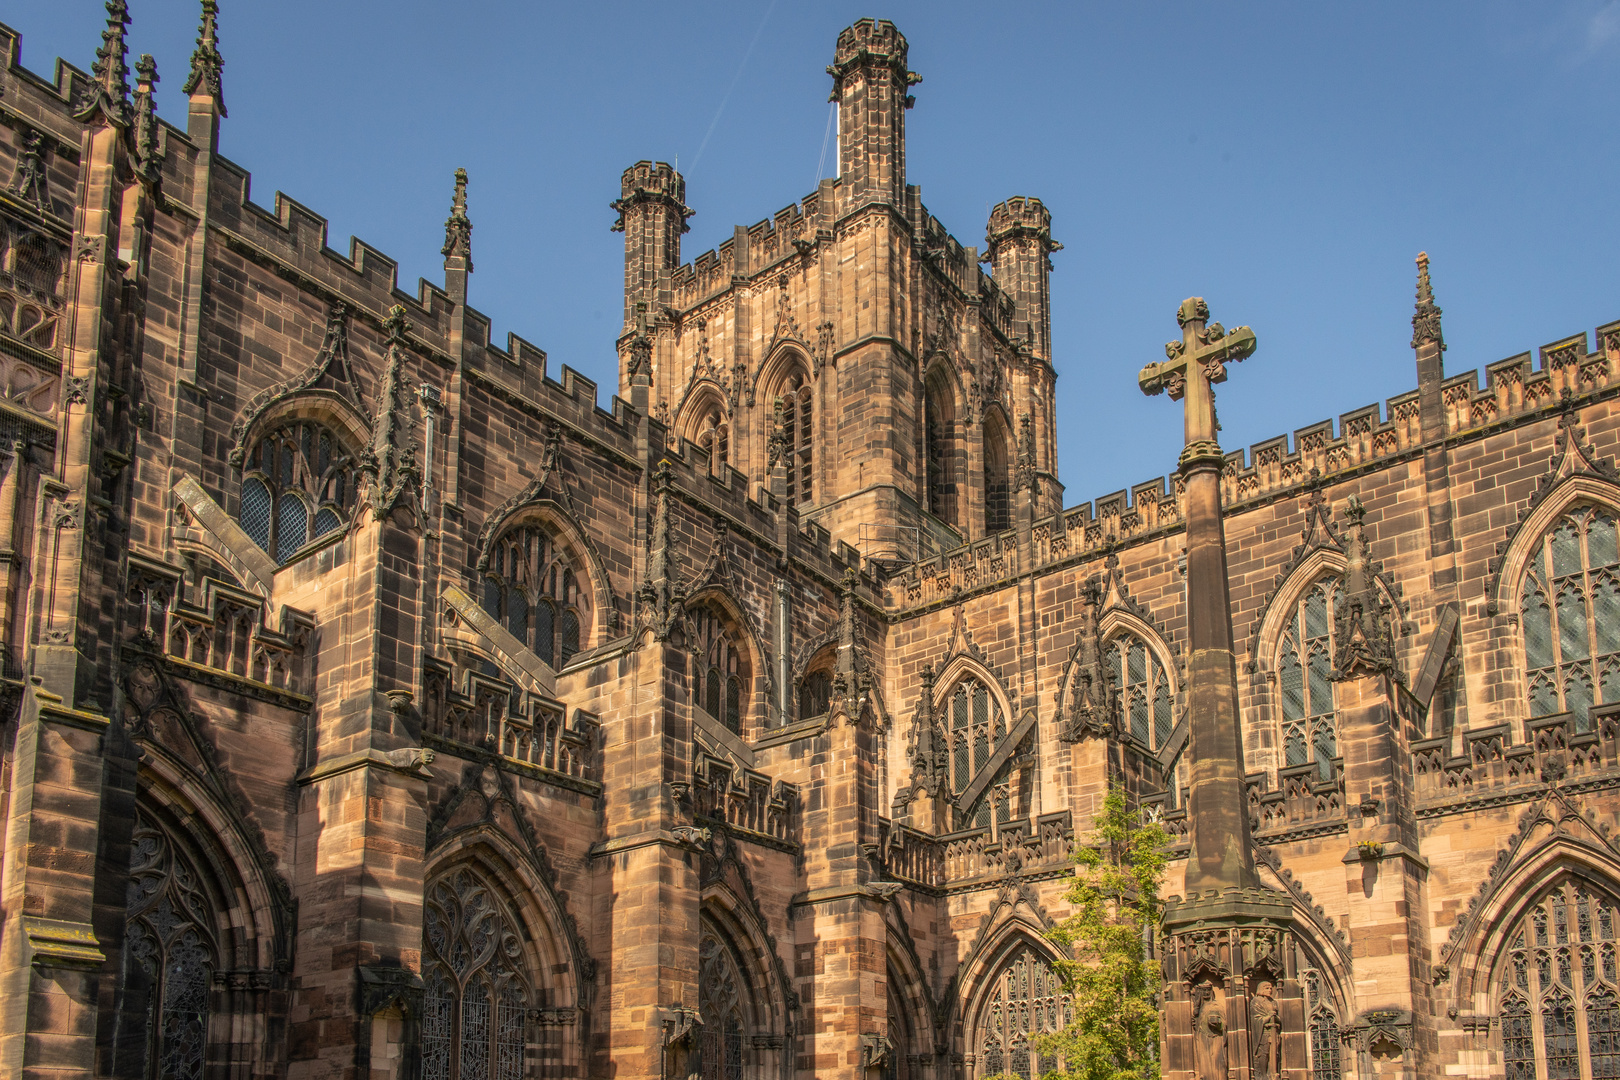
[[1032, 785, 1170, 1080]]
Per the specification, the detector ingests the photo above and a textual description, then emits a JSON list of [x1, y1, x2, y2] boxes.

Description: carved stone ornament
[[860, 1032, 893, 1072], [9, 126, 51, 213], [441, 167, 472, 267], [181, 0, 226, 116], [672, 825, 712, 851], [1331, 494, 1403, 683]]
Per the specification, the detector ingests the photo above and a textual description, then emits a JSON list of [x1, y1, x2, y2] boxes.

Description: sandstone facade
[[0, 8, 1614, 1080]]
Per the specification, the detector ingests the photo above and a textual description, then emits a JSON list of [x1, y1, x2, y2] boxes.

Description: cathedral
[[2, 5, 1618, 1079]]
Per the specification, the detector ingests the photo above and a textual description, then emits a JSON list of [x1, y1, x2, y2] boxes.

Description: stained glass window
[[421, 866, 532, 1080], [1277, 579, 1345, 780], [239, 419, 357, 564], [479, 525, 589, 670], [1498, 879, 1620, 1079], [1105, 633, 1175, 750], [699, 924, 753, 1080], [977, 946, 1069, 1079], [925, 370, 958, 526], [1522, 507, 1620, 732], [121, 809, 220, 1080], [1302, 967, 1344, 1080], [946, 677, 1010, 828]]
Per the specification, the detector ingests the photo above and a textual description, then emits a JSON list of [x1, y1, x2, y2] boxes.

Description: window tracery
[[239, 418, 357, 564], [1276, 579, 1344, 780], [696, 406, 730, 475], [422, 866, 532, 1080], [945, 676, 1009, 829], [691, 606, 747, 734], [1520, 506, 1620, 733], [1302, 968, 1343, 1080], [977, 945, 1068, 1080], [1104, 632, 1173, 750], [122, 808, 220, 1080], [1496, 878, 1620, 1079], [800, 669, 833, 722], [480, 524, 587, 670], [698, 924, 749, 1080]]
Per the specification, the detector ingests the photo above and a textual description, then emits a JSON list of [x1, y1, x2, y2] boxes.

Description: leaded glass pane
[[978, 947, 1068, 1080], [1307, 646, 1333, 719], [1597, 574, 1620, 656], [1153, 682, 1172, 747], [1532, 676, 1561, 718], [1305, 588, 1329, 639], [725, 676, 741, 734], [1554, 521, 1584, 577], [313, 506, 343, 538], [461, 977, 492, 1080], [1524, 575, 1555, 672], [496, 983, 525, 1080], [506, 588, 528, 645], [275, 494, 307, 563], [1502, 998, 1535, 1080], [1546, 995, 1581, 1079], [240, 478, 271, 551], [1280, 647, 1305, 722], [560, 609, 580, 667], [1593, 988, 1620, 1080], [1130, 689, 1149, 743], [422, 868, 533, 1080], [1560, 585, 1591, 661], [535, 601, 555, 666], [1128, 642, 1146, 685], [1595, 514, 1620, 569], [1569, 671, 1595, 732], [423, 968, 453, 1080], [1309, 1009, 1342, 1080], [706, 666, 722, 719]]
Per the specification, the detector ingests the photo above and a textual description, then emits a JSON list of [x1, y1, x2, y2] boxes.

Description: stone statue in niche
[[1250, 980, 1281, 1079], [1192, 983, 1229, 1079]]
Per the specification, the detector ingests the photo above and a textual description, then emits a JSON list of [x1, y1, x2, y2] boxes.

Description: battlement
[[831, 18, 912, 75], [610, 160, 691, 234], [986, 196, 1053, 247], [887, 314, 1620, 613]]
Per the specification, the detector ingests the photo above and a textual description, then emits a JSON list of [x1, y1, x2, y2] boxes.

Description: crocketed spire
[[1411, 250, 1444, 352], [73, 0, 132, 128], [182, 0, 226, 117], [133, 53, 161, 187], [442, 168, 472, 269]]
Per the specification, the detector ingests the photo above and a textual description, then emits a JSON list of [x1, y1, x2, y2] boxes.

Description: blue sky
[[15, 2, 1620, 507]]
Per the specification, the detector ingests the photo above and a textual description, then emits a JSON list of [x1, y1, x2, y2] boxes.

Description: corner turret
[[985, 196, 1060, 363], [613, 161, 691, 333]]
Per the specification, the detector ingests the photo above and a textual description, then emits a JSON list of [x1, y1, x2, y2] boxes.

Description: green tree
[[1034, 785, 1170, 1080]]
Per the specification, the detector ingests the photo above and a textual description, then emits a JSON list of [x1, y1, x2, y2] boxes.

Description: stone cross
[[1140, 297, 1260, 895], [1138, 297, 1257, 464]]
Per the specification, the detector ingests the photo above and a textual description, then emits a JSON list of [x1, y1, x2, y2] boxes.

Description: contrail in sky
[[688, 0, 778, 174]]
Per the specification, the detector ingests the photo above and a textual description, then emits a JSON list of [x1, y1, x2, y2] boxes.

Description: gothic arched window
[[1302, 968, 1344, 1080], [1276, 579, 1345, 781], [480, 524, 588, 670], [924, 368, 957, 526], [1104, 632, 1174, 750], [699, 923, 751, 1080], [800, 669, 833, 722], [945, 676, 1009, 829], [984, 414, 1011, 535], [691, 606, 748, 734], [422, 866, 532, 1080], [122, 808, 221, 1080], [239, 418, 357, 564], [779, 370, 813, 509], [977, 946, 1068, 1080], [1496, 878, 1620, 1079], [1520, 506, 1620, 733], [696, 406, 730, 476]]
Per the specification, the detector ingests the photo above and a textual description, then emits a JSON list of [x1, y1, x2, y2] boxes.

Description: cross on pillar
[[1139, 297, 1257, 465]]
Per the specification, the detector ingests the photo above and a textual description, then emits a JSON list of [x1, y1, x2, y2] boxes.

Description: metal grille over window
[[698, 925, 752, 1080], [121, 809, 220, 1080], [1105, 633, 1173, 749], [1497, 879, 1620, 1079], [691, 607, 746, 734], [781, 372, 813, 509], [977, 946, 1069, 1080], [421, 866, 532, 1080], [238, 419, 356, 565], [478, 525, 589, 671], [1277, 579, 1344, 780], [946, 676, 1008, 828], [1522, 507, 1620, 733]]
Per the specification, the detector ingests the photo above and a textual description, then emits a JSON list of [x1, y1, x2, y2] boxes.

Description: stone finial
[[133, 55, 161, 188], [183, 0, 226, 116], [1411, 251, 1444, 352], [73, 0, 132, 128], [442, 168, 472, 268]]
